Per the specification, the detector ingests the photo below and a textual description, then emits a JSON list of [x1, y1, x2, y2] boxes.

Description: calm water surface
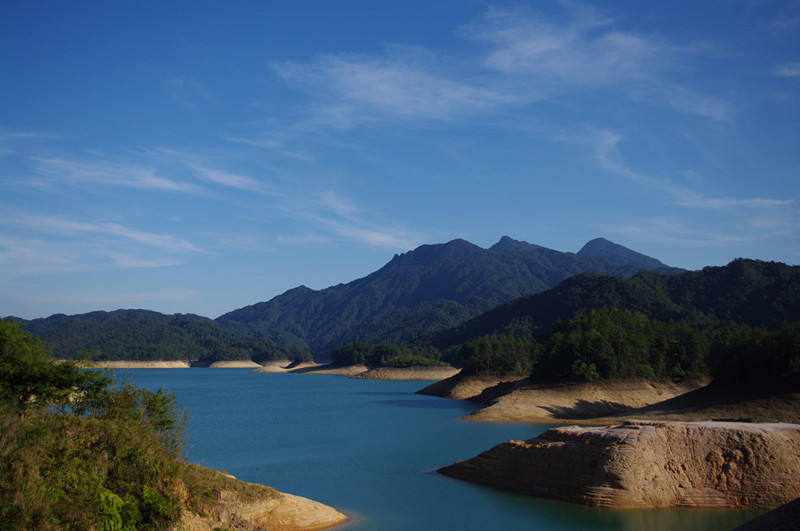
[[126, 369, 759, 530]]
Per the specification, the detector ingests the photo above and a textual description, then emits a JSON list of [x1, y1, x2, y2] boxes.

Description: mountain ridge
[[215, 236, 684, 357], [7, 236, 686, 361]]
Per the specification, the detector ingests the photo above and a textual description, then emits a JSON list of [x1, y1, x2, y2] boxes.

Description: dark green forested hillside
[[428, 258, 799, 352], [420, 259, 800, 386], [18, 310, 311, 363], [216, 236, 683, 358]]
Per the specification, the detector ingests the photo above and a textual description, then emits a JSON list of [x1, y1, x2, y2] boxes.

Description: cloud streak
[[32, 156, 202, 193], [270, 3, 726, 127], [14, 214, 206, 254]]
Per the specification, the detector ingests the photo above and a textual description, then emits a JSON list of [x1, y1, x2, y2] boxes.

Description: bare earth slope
[[439, 420, 800, 510], [466, 379, 704, 423], [176, 469, 347, 531]]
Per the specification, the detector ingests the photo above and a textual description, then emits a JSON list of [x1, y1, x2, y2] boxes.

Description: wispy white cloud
[[32, 156, 201, 193], [272, 49, 507, 124], [13, 214, 206, 254], [189, 164, 275, 194], [472, 5, 663, 85], [270, 3, 726, 128], [598, 216, 749, 248], [774, 62, 800, 77], [590, 129, 797, 247], [166, 74, 212, 113], [591, 129, 793, 211], [102, 251, 182, 268]]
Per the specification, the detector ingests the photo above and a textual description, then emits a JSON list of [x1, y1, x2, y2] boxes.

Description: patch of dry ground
[[439, 420, 800, 510], [84, 360, 191, 369], [261, 363, 461, 381], [350, 366, 460, 381], [421, 373, 800, 425], [173, 467, 347, 531]]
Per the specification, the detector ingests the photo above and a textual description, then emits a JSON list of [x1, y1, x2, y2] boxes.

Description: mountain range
[[427, 257, 800, 353], [11, 236, 684, 360], [213, 237, 684, 357]]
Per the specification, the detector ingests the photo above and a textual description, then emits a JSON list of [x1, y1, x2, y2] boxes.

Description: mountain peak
[[577, 238, 680, 273], [490, 235, 535, 252]]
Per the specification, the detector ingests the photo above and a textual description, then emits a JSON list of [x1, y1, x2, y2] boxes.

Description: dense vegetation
[[400, 259, 797, 387], [0, 320, 278, 529], [458, 335, 537, 376], [428, 258, 799, 353], [17, 310, 311, 363], [534, 307, 709, 382], [710, 321, 800, 388], [216, 237, 681, 357], [330, 342, 446, 368]]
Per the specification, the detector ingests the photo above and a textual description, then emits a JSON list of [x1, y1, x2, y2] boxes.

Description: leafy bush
[[0, 320, 192, 529]]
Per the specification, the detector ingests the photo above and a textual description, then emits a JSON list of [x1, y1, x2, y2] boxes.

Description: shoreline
[[419, 373, 800, 425], [77, 359, 460, 381]]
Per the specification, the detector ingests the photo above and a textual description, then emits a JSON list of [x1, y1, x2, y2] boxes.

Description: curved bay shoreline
[[83, 360, 800, 521]]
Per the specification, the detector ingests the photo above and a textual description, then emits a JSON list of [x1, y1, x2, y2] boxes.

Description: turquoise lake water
[[127, 369, 760, 530]]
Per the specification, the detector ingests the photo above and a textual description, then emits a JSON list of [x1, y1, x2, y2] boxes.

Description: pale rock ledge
[[439, 420, 800, 510]]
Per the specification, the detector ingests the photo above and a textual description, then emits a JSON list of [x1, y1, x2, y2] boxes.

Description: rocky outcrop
[[176, 483, 347, 531], [416, 372, 527, 400], [439, 420, 800, 509], [464, 379, 704, 423], [215, 491, 347, 530]]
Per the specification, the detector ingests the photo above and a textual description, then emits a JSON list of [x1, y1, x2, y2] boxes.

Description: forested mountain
[[427, 258, 800, 353], [215, 236, 683, 358], [16, 309, 310, 362], [576, 238, 684, 274]]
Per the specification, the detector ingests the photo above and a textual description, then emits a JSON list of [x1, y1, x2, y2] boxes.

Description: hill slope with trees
[[15, 310, 311, 363], [423, 259, 799, 386], [428, 258, 799, 351], [216, 236, 683, 358]]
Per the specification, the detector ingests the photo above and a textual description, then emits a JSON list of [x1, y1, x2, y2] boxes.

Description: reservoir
[[129, 369, 759, 530]]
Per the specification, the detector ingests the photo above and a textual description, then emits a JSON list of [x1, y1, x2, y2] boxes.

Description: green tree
[[0, 320, 111, 416], [0, 320, 187, 529]]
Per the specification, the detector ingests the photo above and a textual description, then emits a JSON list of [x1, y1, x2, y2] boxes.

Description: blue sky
[[2, 1, 799, 320]]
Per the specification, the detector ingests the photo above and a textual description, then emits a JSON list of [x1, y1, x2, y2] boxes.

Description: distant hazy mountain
[[427, 258, 800, 352], [216, 236, 684, 358]]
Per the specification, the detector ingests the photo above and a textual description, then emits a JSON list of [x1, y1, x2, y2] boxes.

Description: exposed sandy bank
[[464, 379, 704, 423], [254, 361, 321, 373], [82, 360, 191, 369], [205, 360, 263, 369], [440, 420, 800, 510], [178, 470, 347, 530], [417, 372, 527, 400], [351, 366, 460, 381], [597, 384, 800, 425], [288, 364, 370, 377]]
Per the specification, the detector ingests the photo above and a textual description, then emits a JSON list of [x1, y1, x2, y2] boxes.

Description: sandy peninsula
[[256, 361, 460, 381], [179, 466, 347, 530], [439, 420, 800, 510], [84, 360, 191, 369], [419, 373, 800, 425]]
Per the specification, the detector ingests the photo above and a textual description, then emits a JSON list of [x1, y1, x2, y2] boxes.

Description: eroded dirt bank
[[439, 420, 800, 510]]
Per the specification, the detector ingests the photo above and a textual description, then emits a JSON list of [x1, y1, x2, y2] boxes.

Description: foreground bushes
[[0, 320, 222, 530]]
